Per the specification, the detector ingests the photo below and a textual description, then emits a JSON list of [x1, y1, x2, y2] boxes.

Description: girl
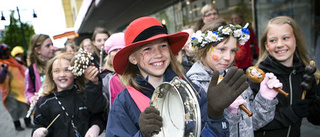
[[79, 38, 99, 56], [25, 34, 55, 105], [91, 27, 110, 70], [187, 19, 281, 137], [105, 16, 249, 137], [65, 41, 77, 53], [250, 16, 320, 137], [32, 53, 106, 137], [101, 32, 125, 106]]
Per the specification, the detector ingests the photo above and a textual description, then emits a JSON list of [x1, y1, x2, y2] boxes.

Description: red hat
[[113, 17, 188, 75]]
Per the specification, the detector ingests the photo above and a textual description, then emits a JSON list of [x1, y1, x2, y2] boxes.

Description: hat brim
[[113, 32, 188, 75]]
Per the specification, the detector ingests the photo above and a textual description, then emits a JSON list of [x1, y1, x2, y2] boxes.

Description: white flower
[[221, 27, 232, 35], [233, 29, 242, 38]]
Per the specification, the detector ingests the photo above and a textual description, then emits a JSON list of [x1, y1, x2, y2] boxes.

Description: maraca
[[246, 66, 289, 97], [301, 60, 317, 100]]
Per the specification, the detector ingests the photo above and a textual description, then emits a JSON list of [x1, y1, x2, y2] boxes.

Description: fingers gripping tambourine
[[150, 77, 201, 137]]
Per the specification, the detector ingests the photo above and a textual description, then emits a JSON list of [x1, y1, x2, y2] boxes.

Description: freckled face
[[265, 24, 296, 67], [129, 38, 171, 78], [52, 59, 75, 92], [203, 36, 237, 71]]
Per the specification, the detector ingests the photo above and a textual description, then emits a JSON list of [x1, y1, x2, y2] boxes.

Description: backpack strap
[[28, 64, 36, 92], [126, 85, 150, 112]]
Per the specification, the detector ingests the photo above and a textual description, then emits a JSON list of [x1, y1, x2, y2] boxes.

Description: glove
[[227, 96, 246, 114], [207, 66, 249, 119], [260, 73, 282, 100], [139, 106, 162, 137], [33, 127, 48, 137], [85, 125, 100, 137], [292, 100, 310, 119]]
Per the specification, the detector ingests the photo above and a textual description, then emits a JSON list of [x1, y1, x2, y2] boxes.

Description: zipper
[[286, 69, 295, 137]]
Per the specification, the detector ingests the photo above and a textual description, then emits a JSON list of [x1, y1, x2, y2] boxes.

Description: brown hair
[[122, 41, 184, 90], [257, 16, 320, 82], [42, 53, 86, 96], [91, 27, 110, 41], [27, 34, 50, 74]]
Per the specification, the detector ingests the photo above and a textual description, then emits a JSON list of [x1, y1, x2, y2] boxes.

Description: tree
[[0, 11, 35, 54]]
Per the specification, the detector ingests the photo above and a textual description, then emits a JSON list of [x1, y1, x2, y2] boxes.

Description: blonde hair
[[27, 34, 50, 74], [42, 53, 86, 96], [79, 38, 99, 55], [102, 54, 114, 72], [122, 42, 184, 90], [201, 4, 219, 17], [257, 16, 320, 82]]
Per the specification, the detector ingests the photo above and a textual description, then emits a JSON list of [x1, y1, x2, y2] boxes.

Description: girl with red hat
[[105, 16, 249, 137]]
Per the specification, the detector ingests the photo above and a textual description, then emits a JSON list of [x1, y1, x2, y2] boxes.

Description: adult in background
[[231, 12, 259, 70]]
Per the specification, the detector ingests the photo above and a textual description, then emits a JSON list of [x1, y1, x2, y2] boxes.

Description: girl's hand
[[32, 127, 48, 137], [29, 94, 38, 104], [227, 96, 246, 115], [85, 125, 100, 137], [259, 73, 282, 100], [84, 65, 99, 84]]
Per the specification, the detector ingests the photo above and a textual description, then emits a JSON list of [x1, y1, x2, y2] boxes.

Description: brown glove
[[139, 106, 162, 137], [207, 66, 249, 119]]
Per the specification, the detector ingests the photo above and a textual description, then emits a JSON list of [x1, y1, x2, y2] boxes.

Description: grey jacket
[[186, 61, 279, 137]]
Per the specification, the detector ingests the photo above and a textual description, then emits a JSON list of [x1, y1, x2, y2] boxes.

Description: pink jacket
[[24, 64, 42, 104]]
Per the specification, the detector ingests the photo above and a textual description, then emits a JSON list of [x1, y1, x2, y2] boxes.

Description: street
[[0, 94, 319, 136]]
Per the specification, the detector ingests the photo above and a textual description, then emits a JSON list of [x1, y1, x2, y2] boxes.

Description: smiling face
[[265, 24, 296, 67], [128, 38, 171, 79], [52, 58, 75, 92], [202, 36, 237, 71]]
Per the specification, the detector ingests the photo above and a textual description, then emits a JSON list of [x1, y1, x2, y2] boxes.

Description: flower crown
[[191, 23, 250, 48], [68, 48, 94, 76]]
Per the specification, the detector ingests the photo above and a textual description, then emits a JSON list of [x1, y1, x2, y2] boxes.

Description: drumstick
[[46, 114, 60, 129], [246, 66, 289, 97], [301, 60, 317, 100], [217, 75, 253, 117]]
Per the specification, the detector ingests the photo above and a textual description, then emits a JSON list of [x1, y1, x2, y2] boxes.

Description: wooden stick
[[46, 114, 60, 129], [274, 88, 289, 97], [239, 104, 253, 117], [301, 90, 307, 100]]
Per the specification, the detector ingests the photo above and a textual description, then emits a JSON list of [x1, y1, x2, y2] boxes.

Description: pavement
[[0, 94, 319, 137]]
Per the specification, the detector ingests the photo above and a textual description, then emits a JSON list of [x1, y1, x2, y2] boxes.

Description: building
[[69, 0, 319, 67]]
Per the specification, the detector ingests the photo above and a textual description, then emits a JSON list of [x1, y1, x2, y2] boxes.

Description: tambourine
[[150, 77, 201, 137]]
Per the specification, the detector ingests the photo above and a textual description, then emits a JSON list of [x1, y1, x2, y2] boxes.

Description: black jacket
[[249, 55, 320, 137], [32, 81, 106, 137]]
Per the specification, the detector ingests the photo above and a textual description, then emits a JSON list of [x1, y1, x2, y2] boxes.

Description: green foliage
[[0, 11, 35, 54]]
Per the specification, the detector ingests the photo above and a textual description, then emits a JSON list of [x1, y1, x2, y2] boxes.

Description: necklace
[[54, 90, 82, 137]]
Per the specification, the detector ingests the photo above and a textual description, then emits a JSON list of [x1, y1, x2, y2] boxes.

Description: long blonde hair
[[27, 34, 50, 74], [42, 53, 86, 96], [257, 16, 320, 82], [79, 38, 99, 55]]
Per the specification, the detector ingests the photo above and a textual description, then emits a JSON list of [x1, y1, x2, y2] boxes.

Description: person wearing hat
[[101, 32, 126, 105], [11, 46, 26, 66], [100, 32, 126, 129], [0, 43, 34, 131], [105, 16, 249, 137]]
